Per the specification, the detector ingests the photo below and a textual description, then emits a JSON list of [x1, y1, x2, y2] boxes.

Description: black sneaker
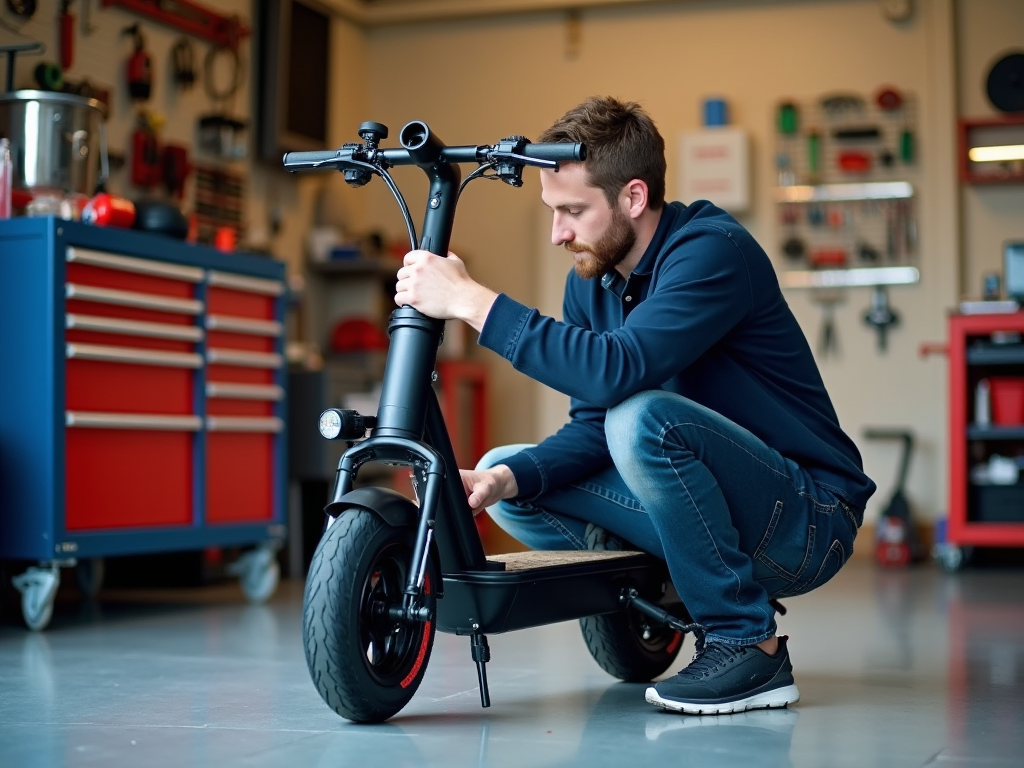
[[583, 522, 629, 552], [645, 636, 800, 715]]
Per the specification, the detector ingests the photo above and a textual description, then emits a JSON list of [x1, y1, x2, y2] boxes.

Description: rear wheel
[[580, 602, 684, 682], [302, 509, 435, 723]]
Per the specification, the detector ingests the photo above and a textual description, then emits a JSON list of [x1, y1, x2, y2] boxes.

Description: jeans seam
[[573, 481, 645, 511], [539, 511, 586, 550]]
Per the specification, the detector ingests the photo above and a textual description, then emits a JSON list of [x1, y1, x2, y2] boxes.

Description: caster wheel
[[75, 558, 105, 600], [229, 547, 280, 604], [939, 545, 970, 573], [12, 566, 60, 631]]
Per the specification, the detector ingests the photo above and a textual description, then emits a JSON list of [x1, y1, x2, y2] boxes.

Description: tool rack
[[0, 218, 287, 629]]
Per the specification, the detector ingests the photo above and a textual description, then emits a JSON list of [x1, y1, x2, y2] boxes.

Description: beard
[[564, 206, 637, 280]]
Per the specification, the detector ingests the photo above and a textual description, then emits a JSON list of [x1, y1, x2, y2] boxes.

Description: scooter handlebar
[[520, 142, 586, 163]]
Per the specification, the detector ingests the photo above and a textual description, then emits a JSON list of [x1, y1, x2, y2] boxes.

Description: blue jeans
[[478, 391, 860, 646]]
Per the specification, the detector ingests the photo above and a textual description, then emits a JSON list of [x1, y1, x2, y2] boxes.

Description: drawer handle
[[206, 348, 283, 369], [206, 314, 283, 337], [66, 313, 203, 343], [67, 342, 203, 368], [208, 270, 285, 296], [207, 416, 283, 433], [207, 382, 284, 400], [67, 247, 206, 283], [67, 283, 204, 316], [66, 411, 203, 430]]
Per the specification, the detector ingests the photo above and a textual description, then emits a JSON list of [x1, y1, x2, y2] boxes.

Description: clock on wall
[[879, 0, 913, 22]]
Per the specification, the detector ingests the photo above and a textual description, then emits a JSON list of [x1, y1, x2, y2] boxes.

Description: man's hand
[[460, 464, 519, 516], [394, 250, 498, 331]]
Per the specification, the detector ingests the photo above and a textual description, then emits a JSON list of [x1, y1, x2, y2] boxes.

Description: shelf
[[780, 266, 919, 289], [773, 181, 914, 203], [967, 425, 1024, 441], [307, 258, 400, 277], [959, 115, 1024, 185], [966, 344, 1024, 365]]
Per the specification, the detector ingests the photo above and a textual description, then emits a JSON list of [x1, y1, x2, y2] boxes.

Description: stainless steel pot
[[0, 90, 107, 195]]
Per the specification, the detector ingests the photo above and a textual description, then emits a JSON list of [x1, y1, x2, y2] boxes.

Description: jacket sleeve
[[480, 225, 754, 410], [496, 272, 613, 500]]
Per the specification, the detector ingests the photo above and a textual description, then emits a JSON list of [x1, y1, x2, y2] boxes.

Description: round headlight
[[319, 409, 342, 439]]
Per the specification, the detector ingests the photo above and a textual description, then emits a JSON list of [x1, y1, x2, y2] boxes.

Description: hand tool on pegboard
[[121, 24, 152, 101], [59, 0, 75, 70]]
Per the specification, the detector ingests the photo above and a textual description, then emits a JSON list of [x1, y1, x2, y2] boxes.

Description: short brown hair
[[538, 96, 666, 210]]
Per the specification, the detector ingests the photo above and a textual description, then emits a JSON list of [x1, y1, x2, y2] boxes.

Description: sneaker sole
[[644, 684, 800, 715]]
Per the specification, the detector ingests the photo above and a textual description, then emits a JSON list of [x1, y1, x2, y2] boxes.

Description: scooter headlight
[[319, 409, 343, 440]]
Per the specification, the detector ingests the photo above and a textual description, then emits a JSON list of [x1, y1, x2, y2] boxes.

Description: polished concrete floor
[[1, 558, 1023, 767]]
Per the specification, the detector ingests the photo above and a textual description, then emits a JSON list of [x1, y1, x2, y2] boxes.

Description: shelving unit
[[958, 115, 1024, 185], [945, 313, 1024, 570]]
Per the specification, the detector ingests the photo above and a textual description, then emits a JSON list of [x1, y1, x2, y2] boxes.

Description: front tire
[[302, 509, 436, 723]]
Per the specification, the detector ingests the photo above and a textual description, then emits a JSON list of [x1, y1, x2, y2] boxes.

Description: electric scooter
[[283, 121, 700, 723]]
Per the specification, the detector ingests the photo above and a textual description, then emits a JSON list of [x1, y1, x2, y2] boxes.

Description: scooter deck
[[437, 549, 667, 636]]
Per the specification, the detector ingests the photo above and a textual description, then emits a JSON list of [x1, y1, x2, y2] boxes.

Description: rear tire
[[580, 603, 683, 682], [302, 509, 436, 723]]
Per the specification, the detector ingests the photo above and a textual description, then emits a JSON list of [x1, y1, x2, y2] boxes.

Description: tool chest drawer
[[0, 218, 287, 562]]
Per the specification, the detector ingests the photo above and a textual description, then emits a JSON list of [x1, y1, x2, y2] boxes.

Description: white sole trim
[[645, 684, 800, 715]]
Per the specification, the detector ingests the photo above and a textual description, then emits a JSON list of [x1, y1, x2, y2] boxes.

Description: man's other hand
[[460, 464, 519, 515]]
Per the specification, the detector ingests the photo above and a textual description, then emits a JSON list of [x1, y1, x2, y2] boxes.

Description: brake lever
[[486, 151, 558, 170]]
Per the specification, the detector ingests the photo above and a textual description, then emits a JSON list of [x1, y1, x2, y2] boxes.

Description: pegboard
[[0, 0, 252, 241], [774, 88, 919, 273]]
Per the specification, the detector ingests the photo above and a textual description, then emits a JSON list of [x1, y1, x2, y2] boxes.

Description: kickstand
[[470, 633, 491, 708]]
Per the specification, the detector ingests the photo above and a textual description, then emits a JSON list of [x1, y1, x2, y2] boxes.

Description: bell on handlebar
[[358, 121, 388, 150]]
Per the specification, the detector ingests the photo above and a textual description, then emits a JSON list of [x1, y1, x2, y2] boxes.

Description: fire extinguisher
[[122, 24, 152, 101]]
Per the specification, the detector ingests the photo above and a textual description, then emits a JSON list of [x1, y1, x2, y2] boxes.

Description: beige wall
[[358, 0, 967, 524]]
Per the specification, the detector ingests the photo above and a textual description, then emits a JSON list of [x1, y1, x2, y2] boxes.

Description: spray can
[[82, 193, 136, 228], [0, 138, 12, 220]]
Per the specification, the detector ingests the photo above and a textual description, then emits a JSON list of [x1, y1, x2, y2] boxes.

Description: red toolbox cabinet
[[943, 313, 1024, 569], [0, 218, 287, 628]]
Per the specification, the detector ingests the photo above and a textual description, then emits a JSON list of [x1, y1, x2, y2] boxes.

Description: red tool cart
[[0, 217, 286, 629], [940, 312, 1024, 570]]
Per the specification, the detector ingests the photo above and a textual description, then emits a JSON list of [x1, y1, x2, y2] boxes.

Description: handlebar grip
[[521, 142, 587, 163], [282, 149, 347, 170]]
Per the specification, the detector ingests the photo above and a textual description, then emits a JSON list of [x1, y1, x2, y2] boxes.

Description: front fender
[[324, 487, 418, 528]]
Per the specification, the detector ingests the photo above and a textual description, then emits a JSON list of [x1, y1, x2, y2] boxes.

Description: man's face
[[540, 164, 636, 280]]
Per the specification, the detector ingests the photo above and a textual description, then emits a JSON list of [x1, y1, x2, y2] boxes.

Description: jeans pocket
[[752, 500, 815, 596], [790, 539, 847, 596]]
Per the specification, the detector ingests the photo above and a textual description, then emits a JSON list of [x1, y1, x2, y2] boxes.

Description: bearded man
[[394, 96, 874, 715]]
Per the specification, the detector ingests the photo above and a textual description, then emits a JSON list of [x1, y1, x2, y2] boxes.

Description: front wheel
[[302, 509, 436, 723]]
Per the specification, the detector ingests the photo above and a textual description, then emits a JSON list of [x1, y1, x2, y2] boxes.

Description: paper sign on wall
[[678, 128, 750, 213]]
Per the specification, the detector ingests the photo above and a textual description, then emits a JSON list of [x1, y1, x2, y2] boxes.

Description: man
[[393, 96, 875, 715]]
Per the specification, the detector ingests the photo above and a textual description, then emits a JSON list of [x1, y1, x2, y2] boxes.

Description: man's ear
[[622, 179, 649, 219]]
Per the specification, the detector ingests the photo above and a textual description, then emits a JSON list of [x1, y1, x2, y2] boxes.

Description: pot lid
[[0, 89, 107, 118]]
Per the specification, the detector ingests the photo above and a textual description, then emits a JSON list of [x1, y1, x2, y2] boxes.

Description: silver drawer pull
[[208, 270, 285, 296], [67, 283, 203, 315], [207, 416, 283, 433], [67, 247, 205, 283], [206, 348, 283, 369], [66, 313, 203, 342], [206, 314, 283, 337], [66, 411, 203, 431], [206, 382, 284, 401], [67, 342, 202, 368]]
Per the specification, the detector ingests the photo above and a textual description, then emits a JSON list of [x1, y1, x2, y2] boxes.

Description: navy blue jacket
[[478, 200, 876, 512]]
